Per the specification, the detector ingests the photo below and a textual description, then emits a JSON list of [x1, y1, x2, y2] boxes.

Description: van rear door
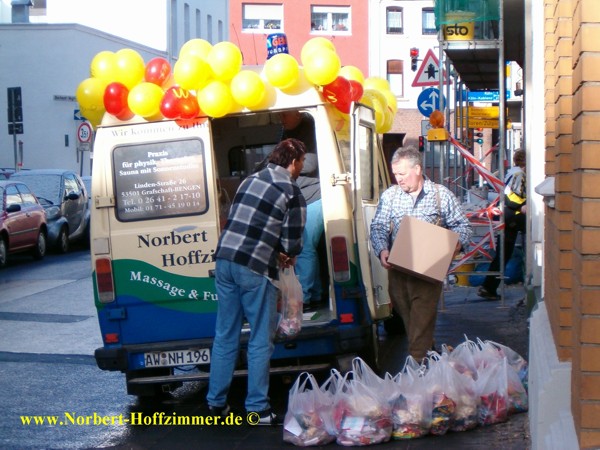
[[93, 119, 220, 347], [350, 105, 391, 320]]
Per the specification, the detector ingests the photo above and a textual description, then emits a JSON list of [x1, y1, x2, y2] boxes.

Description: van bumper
[[95, 347, 128, 371]]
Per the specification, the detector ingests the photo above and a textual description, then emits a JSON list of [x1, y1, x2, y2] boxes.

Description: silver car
[[11, 169, 90, 253]]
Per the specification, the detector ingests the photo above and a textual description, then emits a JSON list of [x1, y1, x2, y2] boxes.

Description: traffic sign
[[77, 121, 93, 143], [459, 106, 501, 119], [8, 123, 23, 135], [417, 88, 446, 117], [412, 49, 450, 87]]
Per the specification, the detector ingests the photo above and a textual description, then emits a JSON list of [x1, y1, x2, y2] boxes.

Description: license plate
[[144, 348, 210, 368]]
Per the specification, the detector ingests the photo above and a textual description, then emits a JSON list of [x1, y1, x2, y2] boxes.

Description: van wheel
[[32, 230, 47, 260], [56, 227, 69, 253], [0, 237, 7, 268]]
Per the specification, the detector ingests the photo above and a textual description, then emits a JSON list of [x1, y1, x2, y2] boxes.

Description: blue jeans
[[295, 199, 324, 303], [207, 259, 278, 412]]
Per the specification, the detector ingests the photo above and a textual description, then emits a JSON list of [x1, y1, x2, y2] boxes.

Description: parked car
[[11, 169, 90, 253], [0, 180, 48, 268]]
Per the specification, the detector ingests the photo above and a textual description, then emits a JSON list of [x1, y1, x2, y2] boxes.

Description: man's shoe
[[254, 409, 282, 426], [208, 404, 231, 417], [477, 287, 499, 300]]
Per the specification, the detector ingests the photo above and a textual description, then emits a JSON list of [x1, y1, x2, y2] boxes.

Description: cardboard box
[[388, 216, 459, 283]]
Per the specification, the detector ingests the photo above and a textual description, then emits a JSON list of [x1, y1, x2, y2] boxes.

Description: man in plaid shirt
[[370, 146, 472, 360], [207, 138, 307, 425]]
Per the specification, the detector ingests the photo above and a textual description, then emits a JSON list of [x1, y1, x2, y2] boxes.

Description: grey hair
[[391, 146, 423, 168]]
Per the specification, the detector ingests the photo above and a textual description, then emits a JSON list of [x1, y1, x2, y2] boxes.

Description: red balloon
[[160, 87, 199, 120], [323, 76, 352, 114], [349, 79, 364, 102], [103, 82, 131, 117], [145, 57, 172, 86]]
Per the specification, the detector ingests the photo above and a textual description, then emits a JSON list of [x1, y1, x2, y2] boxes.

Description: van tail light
[[95, 257, 115, 303], [331, 236, 350, 282]]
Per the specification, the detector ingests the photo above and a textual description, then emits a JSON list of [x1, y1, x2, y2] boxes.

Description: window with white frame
[[386, 6, 403, 34], [311, 6, 350, 33], [387, 60, 403, 98], [242, 4, 283, 32], [422, 8, 436, 35]]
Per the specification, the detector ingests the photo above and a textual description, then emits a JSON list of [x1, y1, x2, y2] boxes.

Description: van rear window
[[112, 138, 208, 222]]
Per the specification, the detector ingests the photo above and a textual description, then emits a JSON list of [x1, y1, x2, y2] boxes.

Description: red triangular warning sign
[[411, 49, 450, 87]]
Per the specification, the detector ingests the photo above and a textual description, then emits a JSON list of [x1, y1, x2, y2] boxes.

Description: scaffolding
[[429, 0, 520, 304]]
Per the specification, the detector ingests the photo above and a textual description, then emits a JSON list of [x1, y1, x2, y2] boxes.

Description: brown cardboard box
[[388, 216, 459, 283]]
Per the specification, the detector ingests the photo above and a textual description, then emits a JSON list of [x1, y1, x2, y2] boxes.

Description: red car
[[0, 180, 48, 268]]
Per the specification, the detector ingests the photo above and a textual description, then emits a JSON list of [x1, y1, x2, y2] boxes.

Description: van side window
[[112, 138, 208, 222], [357, 124, 375, 201]]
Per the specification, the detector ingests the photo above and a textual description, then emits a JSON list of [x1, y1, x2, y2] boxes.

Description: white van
[[90, 77, 392, 397]]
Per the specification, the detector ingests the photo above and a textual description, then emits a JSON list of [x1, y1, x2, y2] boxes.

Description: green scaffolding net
[[434, 0, 500, 25]]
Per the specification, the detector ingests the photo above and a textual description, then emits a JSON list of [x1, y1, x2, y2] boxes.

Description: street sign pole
[[7, 87, 23, 171]]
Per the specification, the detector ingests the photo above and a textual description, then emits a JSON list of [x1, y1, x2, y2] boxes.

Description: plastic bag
[[283, 372, 336, 447], [276, 267, 303, 338], [475, 355, 509, 426]]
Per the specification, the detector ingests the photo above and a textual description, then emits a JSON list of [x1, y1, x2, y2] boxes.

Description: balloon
[[381, 89, 398, 113], [127, 82, 164, 118], [364, 76, 391, 92], [80, 107, 105, 128], [90, 51, 117, 82], [230, 70, 266, 108], [323, 76, 352, 114], [280, 67, 312, 95], [179, 38, 213, 60], [145, 57, 172, 86], [348, 79, 364, 103], [381, 107, 394, 133], [76, 77, 108, 111], [339, 65, 365, 85], [160, 86, 199, 120], [103, 82, 130, 117], [264, 53, 299, 89], [206, 41, 242, 81], [173, 55, 212, 91], [303, 48, 341, 86], [363, 88, 389, 112], [114, 48, 145, 90], [197, 80, 234, 118], [301, 37, 336, 66]]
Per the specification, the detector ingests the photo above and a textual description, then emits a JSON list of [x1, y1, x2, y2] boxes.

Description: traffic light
[[410, 48, 419, 72], [474, 128, 484, 144], [418, 135, 425, 152]]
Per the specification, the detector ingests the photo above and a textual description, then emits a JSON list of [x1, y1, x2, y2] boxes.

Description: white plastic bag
[[276, 267, 303, 338]]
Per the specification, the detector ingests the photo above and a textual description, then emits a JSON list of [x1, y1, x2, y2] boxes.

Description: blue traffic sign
[[417, 87, 446, 117]]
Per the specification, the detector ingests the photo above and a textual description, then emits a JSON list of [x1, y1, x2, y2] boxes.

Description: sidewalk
[[377, 283, 531, 449]]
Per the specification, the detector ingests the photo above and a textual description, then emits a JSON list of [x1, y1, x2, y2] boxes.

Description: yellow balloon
[[380, 107, 394, 133], [280, 67, 313, 95], [80, 107, 105, 128], [381, 89, 398, 113], [206, 42, 242, 81], [264, 53, 299, 89], [301, 37, 336, 66], [230, 70, 265, 108], [173, 56, 212, 91], [76, 77, 107, 111], [364, 77, 391, 92], [363, 88, 389, 112], [114, 49, 146, 90], [371, 97, 385, 132], [90, 51, 117, 82], [128, 82, 164, 118], [179, 38, 213, 60], [303, 48, 340, 86], [339, 65, 365, 85], [198, 80, 234, 118]]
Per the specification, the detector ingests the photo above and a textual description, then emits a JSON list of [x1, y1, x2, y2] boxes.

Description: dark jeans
[[482, 209, 526, 294]]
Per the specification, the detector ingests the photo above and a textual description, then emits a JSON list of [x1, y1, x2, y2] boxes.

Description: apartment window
[[386, 6, 403, 34], [311, 6, 350, 33], [387, 60, 403, 97], [422, 8, 436, 35], [242, 4, 283, 31]]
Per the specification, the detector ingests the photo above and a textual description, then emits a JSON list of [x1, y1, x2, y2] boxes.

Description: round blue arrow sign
[[417, 87, 446, 117]]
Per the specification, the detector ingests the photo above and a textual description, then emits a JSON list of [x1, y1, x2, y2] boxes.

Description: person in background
[[478, 148, 527, 300], [370, 147, 472, 361], [207, 138, 307, 425], [280, 111, 323, 311]]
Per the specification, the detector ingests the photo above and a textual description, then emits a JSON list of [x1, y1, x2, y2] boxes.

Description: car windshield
[[14, 174, 62, 205]]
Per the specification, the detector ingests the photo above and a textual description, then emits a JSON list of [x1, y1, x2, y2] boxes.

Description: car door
[[16, 183, 43, 244], [350, 104, 391, 320], [3, 184, 29, 249]]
